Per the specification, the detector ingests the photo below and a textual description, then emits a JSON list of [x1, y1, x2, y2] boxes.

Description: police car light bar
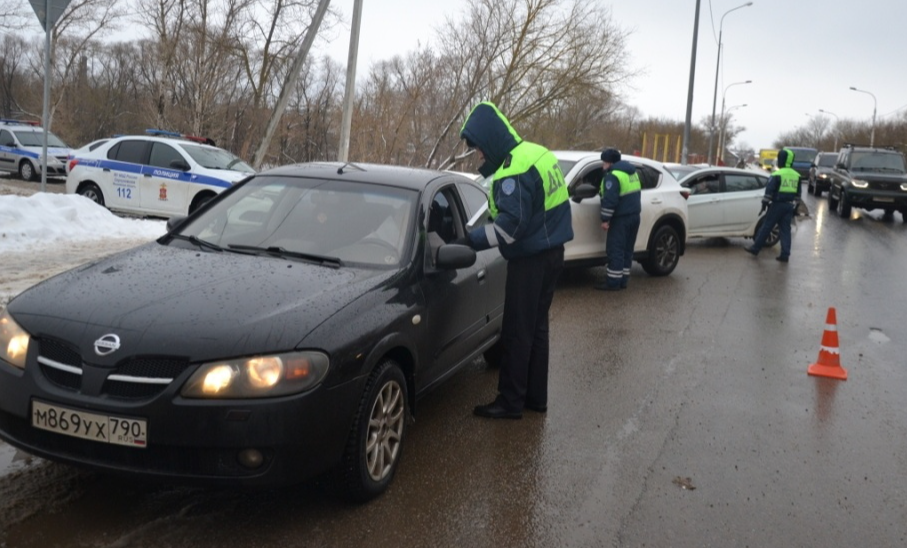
[[146, 129, 182, 137], [0, 119, 41, 126]]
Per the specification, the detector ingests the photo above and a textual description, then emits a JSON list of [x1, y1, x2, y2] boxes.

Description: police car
[[65, 130, 255, 218], [0, 119, 72, 181]]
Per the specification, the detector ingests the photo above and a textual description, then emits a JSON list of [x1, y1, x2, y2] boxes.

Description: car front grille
[[35, 337, 190, 400]]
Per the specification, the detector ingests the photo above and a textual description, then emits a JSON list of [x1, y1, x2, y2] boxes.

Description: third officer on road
[[595, 148, 641, 291], [745, 147, 801, 262]]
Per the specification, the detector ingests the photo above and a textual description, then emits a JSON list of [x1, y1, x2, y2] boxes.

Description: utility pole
[[681, 0, 701, 166], [338, 0, 364, 162]]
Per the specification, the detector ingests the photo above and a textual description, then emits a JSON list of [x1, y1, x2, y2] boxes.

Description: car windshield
[[849, 151, 907, 173], [817, 153, 837, 167], [175, 175, 418, 268], [13, 130, 67, 147], [789, 149, 818, 163], [180, 143, 256, 173]]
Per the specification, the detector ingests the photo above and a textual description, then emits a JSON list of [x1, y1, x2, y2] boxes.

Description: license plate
[[31, 400, 147, 448], [873, 197, 895, 203]]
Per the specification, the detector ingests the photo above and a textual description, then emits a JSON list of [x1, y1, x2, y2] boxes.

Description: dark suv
[[828, 144, 907, 220]]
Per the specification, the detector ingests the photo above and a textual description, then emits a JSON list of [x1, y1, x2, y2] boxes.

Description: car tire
[[754, 218, 781, 247], [19, 160, 37, 182], [640, 224, 680, 277], [189, 192, 216, 215], [77, 182, 105, 207], [837, 191, 852, 218], [482, 338, 503, 369], [339, 359, 407, 502], [827, 189, 839, 210], [812, 180, 823, 196]]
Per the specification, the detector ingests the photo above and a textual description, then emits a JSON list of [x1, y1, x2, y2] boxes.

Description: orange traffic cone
[[807, 307, 847, 380]]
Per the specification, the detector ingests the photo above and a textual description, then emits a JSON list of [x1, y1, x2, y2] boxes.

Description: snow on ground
[[0, 188, 166, 303]]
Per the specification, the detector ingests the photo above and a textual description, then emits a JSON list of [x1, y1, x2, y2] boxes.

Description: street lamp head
[[849, 86, 857, 91]]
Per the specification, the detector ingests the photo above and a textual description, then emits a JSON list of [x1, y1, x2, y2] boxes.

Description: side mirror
[[170, 159, 191, 171], [166, 215, 187, 232], [835, 163, 846, 170], [571, 182, 599, 203], [435, 244, 477, 270], [3, 141, 15, 147]]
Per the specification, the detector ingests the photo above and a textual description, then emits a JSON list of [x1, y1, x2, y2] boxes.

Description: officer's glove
[[759, 198, 770, 214]]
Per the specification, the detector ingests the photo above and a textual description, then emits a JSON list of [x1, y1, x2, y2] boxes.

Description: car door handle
[[650, 197, 663, 204], [143, 173, 152, 178], [103, 168, 110, 172], [477, 269, 486, 282]]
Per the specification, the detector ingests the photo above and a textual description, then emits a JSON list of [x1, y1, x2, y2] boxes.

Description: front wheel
[[640, 224, 680, 276], [827, 189, 839, 210], [77, 182, 105, 207], [339, 359, 407, 502], [18, 160, 37, 181], [837, 191, 852, 218]]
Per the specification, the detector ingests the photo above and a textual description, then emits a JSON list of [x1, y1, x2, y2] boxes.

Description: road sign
[[28, 0, 72, 30]]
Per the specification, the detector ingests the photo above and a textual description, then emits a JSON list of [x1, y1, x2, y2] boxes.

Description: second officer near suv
[[745, 147, 801, 262]]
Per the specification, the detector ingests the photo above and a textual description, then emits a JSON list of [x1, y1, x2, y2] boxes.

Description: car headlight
[[818, 173, 828, 179], [181, 351, 330, 398], [851, 179, 869, 188], [901, 183, 907, 191], [0, 309, 30, 369]]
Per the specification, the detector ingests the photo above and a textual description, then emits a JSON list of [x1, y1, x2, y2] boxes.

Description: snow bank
[[0, 193, 166, 253]]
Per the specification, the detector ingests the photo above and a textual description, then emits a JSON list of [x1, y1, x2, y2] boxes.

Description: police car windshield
[[14, 130, 67, 148], [180, 144, 255, 173]]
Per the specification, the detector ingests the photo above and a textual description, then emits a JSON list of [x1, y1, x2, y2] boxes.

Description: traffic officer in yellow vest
[[459, 101, 573, 419], [595, 148, 641, 291], [745, 147, 801, 262]]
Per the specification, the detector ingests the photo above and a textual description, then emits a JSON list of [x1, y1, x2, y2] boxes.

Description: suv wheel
[[19, 160, 37, 182], [640, 224, 680, 277], [837, 191, 852, 218], [812, 180, 823, 196], [339, 359, 407, 502], [828, 189, 839, 210]]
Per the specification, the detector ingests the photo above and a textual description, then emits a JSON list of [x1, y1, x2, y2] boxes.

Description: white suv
[[0, 119, 72, 181], [555, 151, 689, 276], [66, 130, 255, 218]]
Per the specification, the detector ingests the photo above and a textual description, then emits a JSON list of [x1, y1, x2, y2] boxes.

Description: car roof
[[676, 166, 767, 183], [261, 162, 459, 192], [552, 150, 666, 168], [105, 134, 218, 150]]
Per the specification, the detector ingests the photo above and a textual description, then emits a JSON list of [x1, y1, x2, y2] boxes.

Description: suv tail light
[[67, 158, 78, 172]]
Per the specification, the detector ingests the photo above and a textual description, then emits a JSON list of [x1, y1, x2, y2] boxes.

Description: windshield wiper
[[227, 244, 342, 268], [170, 233, 225, 252]]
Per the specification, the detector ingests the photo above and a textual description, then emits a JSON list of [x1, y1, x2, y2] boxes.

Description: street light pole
[[717, 80, 751, 163], [707, 1, 753, 166], [681, 0, 702, 166], [819, 109, 840, 151], [849, 86, 877, 147], [718, 103, 746, 163]]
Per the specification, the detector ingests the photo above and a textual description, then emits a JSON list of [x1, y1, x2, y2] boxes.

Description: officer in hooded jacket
[[596, 148, 641, 291], [745, 147, 801, 262], [460, 101, 573, 419]]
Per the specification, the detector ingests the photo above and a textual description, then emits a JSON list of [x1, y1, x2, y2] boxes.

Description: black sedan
[[807, 151, 839, 196], [0, 162, 505, 501]]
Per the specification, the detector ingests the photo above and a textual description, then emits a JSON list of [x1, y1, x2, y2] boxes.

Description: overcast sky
[[316, 0, 907, 151]]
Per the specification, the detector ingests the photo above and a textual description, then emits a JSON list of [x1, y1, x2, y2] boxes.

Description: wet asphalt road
[[1, 191, 905, 547]]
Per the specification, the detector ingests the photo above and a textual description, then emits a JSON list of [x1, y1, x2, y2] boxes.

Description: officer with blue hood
[[745, 147, 801, 262], [596, 148, 641, 291], [460, 101, 573, 419]]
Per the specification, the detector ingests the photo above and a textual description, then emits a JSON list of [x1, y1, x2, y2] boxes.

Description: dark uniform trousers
[[751, 201, 795, 258], [497, 245, 565, 412], [605, 213, 640, 289]]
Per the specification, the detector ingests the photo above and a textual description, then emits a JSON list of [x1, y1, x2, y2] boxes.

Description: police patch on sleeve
[[605, 181, 613, 190], [501, 178, 516, 196]]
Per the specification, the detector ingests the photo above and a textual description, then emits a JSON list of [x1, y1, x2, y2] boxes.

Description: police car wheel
[[78, 183, 105, 206], [19, 160, 37, 182]]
